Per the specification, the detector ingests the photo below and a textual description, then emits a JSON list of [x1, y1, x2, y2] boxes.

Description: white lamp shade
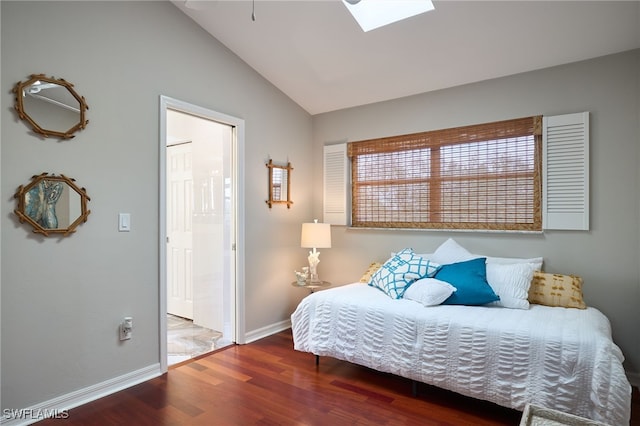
[[301, 222, 332, 249]]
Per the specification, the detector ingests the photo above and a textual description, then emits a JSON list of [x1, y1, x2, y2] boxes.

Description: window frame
[[347, 116, 543, 231]]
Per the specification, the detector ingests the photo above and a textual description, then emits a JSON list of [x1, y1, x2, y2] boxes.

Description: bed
[[290, 241, 632, 425]]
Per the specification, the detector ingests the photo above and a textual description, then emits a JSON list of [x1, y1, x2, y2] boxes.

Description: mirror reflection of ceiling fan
[[25, 80, 80, 113], [26, 81, 59, 94]]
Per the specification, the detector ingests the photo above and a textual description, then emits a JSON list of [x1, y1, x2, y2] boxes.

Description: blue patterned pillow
[[369, 248, 441, 299], [435, 257, 500, 305]]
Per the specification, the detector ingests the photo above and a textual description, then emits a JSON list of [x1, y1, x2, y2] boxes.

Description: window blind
[[347, 116, 542, 231]]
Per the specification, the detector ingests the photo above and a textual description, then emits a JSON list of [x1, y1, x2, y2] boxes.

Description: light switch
[[118, 213, 131, 232]]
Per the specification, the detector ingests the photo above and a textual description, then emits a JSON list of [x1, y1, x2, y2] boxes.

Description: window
[[347, 116, 543, 231], [342, 0, 435, 32]]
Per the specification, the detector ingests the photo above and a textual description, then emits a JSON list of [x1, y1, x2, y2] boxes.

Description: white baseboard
[[244, 319, 291, 344], [1, 364, 162, 426]]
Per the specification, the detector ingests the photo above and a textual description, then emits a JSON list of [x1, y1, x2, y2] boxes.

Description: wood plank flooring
[[40, 329, 639, 425]]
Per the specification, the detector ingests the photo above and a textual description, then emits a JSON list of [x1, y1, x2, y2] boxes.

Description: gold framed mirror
[[14, 173, 91, 236], [266, 159, 293, 208], [13, 74, 89, 139]]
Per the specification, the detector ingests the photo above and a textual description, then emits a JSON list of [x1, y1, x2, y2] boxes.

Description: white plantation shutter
[[323, 143, 349, 225], [543, 112, 589, 230]]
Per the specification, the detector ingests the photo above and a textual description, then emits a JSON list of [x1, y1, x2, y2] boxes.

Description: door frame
[[159, 95, 245, 373]]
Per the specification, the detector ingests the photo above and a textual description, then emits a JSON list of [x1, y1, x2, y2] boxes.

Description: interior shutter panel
[[323, 143, 348, 225], [543, 112, 589, 230]]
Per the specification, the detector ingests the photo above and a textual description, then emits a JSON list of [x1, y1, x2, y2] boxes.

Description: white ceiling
[[172, 1, 640, 115]]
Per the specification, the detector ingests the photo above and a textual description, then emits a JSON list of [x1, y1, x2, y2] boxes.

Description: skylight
[[342, 0, 435, 32]]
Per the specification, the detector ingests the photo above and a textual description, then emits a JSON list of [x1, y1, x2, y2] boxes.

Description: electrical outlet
[[119, 317, 133, 340]]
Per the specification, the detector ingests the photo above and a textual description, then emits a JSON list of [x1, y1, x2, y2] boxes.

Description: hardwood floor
[[40, 329, 639, 425]]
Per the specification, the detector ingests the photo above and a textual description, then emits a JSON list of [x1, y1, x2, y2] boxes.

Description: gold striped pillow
[[359, 262, 382, 283], [528, 271, 586, 309]]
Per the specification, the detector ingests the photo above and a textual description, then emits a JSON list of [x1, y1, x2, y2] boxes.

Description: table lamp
[[300, 219, 331, 283]]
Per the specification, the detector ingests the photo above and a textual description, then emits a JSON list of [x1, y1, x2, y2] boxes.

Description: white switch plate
[[118, 213, 131, 232]]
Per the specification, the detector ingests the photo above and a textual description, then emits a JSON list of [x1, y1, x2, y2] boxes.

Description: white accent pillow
[[403, 278, 457, 306], [429, 238, 479, 265], [429, 238, 543, 269], [482, 255, 543, 271], [486, 262, 537, 309]]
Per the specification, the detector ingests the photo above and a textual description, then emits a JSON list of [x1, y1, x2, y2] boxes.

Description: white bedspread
[[291, 283, 631, 425]]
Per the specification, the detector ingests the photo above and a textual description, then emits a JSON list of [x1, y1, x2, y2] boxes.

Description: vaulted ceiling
[[172, 1, 640, 115]]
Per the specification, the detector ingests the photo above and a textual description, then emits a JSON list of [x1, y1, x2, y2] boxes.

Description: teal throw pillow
[[435, 257, 500, 305], [369, 248, 440, 299]]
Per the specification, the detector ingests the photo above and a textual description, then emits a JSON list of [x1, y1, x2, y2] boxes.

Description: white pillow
[[485, 262, 537, 309], [424, 237, 543, 278], [429, 238, 479, 265], [403, 278, 457, 306], [482, 255, 543, 271], [417, 252, 434, 259]]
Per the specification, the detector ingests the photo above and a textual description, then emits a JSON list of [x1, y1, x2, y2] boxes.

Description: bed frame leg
[[315, 355, 319, 366], [411, 380, 418, 397]]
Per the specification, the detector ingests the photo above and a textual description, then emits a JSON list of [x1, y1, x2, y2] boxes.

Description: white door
[[167, 142, 194, 319]]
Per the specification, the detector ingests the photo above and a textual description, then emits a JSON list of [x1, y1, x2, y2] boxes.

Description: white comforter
[[291, 283, 631, 425]]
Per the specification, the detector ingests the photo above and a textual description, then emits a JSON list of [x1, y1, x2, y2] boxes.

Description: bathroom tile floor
[[167, 314, 223, 366]]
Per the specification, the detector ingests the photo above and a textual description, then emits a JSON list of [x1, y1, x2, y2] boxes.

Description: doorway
[[159, 96, 245, 372]]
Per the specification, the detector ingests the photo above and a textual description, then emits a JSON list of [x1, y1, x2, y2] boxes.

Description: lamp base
[[307, 249, 321, 283]]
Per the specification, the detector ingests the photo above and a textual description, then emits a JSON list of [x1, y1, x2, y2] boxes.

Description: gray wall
[[312, 49, 640, 383], [1, 1, 312, 410]]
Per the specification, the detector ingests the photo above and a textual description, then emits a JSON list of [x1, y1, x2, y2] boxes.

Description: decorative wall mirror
[[266, 159, 293, 208], [13, 74, 89, 139], [14, 173, 91, 236]]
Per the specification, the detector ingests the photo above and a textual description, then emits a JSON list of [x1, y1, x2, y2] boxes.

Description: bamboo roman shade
[[347, 116, 543, 231]]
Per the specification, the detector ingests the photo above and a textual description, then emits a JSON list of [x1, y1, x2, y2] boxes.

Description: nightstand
[[291, 280, 331, 293]]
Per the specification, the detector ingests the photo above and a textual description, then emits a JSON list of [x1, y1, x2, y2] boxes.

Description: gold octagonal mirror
[[13, 74, 89, 139], [14, 173, 91, 236]]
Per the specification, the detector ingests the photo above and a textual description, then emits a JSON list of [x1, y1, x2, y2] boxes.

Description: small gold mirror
[[266, 159, 293, 208], [13, 74, 89, 139], [14, 173, 91, 236]]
